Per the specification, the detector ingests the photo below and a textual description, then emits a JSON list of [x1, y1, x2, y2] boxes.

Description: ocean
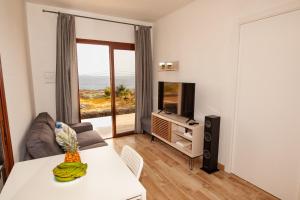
[[79, 75, 135, 90]]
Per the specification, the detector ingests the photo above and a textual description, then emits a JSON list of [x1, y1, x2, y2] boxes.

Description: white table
[[0, 146, 146, 200]]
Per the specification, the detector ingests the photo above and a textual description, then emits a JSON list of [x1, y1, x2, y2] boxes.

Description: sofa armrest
[[69, 122, 93, 133]]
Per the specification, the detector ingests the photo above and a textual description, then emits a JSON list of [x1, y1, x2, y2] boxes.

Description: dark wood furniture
[[0, 56, 14, 182]]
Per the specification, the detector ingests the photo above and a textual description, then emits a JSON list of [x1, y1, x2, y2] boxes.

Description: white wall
[[0, 0, 35, 161], [153, 0, 299, 171], [26, 2, 152, 119]]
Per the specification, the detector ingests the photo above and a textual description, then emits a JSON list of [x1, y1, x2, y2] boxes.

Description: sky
[[77, 43, 135, 76]]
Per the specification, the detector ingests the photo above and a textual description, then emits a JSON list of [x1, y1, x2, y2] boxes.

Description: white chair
[[121, 145, 144, 179]]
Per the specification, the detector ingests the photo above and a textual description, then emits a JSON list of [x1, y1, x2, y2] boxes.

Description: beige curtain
[[56, 13, 79, 124], [135, 26, 153, 133]]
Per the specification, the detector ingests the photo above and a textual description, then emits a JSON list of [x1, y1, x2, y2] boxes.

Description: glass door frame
[[76, 38, 135, 138], [0, 56, 14, 181]]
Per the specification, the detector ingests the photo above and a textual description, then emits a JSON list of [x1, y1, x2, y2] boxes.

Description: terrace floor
[[82, 113, 135, 139]]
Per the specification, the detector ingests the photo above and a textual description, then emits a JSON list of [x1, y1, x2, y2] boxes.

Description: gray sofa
[[24, 112, 107, 160]]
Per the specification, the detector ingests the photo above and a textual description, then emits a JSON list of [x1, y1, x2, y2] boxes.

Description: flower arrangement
[[53, 122, 87, 182]]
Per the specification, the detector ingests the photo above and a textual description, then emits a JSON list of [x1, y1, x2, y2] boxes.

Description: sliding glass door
[[77, 39, 135, 138], [77, 43, 113, 139], [114, 49, 135, 135]]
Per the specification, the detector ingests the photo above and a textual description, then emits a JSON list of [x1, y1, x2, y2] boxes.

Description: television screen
[[163, 82, 180, 114], [158, 82, 195, 119]]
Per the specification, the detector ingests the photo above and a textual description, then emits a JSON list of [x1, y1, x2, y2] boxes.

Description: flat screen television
[[158, 82, 195, 119]]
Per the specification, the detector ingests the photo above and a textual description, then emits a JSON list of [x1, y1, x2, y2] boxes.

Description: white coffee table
[[0, 146, 146, 200]]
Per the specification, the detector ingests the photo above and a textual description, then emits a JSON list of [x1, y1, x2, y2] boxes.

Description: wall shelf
[[158, 61, 179, 72]]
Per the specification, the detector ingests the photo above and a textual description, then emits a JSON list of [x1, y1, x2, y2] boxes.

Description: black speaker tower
[[201, 115, 220, 174]]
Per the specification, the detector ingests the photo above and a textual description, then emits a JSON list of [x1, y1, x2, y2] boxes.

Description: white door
[[233, 10, 300, 200]]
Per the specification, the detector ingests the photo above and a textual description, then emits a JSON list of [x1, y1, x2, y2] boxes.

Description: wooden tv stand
[[151, 112, 204, 169]]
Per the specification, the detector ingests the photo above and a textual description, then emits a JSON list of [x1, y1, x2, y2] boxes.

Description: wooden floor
[[107, 134, 278, 200]]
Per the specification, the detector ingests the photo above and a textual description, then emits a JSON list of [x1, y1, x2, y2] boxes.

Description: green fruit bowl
[[53, 162, 88, 182]]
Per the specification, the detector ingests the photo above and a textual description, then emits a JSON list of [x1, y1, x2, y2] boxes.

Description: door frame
[[76, 38, 135, 138], [0, 56, 14, 181]]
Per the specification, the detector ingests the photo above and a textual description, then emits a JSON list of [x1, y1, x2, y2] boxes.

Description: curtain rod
[[42, 9, 152, 28]]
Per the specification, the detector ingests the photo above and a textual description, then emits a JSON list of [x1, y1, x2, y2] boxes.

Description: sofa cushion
[[55, 122, 77, 151], [69, 122, 93, 134], [79, 142, 107, 151], [33, 112, 56, 130], [77, 130, 106, 148], [26, 122, 63, 159]]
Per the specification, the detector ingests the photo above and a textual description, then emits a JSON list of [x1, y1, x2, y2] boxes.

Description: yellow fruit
[[58, 162, 82, 168], [53, 161, 88, 182], [55, 176, 76, 182]]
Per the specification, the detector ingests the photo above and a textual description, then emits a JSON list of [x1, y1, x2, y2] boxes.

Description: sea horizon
[[79, 75, 135, 90]]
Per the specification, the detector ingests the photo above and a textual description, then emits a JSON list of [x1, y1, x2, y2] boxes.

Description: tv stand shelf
[[151, 112, 204, 169]]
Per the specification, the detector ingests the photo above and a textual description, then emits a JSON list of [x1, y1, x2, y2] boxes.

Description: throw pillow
[[55, 122, 78, 151]]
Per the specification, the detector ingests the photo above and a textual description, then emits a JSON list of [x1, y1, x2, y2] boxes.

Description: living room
[[0, 0, 300, 199]]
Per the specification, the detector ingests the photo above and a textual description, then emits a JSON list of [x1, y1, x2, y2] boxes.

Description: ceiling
[[26, 0, 194, 22]]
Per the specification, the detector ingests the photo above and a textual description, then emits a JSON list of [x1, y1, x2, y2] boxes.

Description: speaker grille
[[203, 150, 211, 159], [204, 132, 212, 142], [205, 120, 212, 128]]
